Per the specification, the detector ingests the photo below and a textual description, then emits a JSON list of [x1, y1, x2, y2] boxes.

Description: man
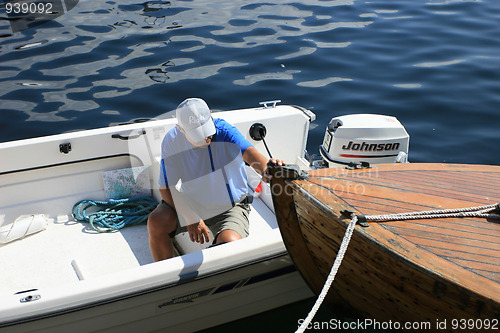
[[148, 98, 284, 261]]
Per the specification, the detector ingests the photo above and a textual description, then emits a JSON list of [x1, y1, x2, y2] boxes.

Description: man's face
[[189, 135, 213, 148], [177, 125, 213, 148]]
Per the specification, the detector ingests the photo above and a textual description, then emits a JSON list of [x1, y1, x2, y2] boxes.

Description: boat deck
[[0, 127, 282, 295], [0, 194, 277, 295], [307, 163, 500, 284], [274, 163, 500, 325]]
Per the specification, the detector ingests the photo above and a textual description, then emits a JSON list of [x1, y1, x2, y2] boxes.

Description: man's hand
[[243, 146, 287, 183], [262, 158, 286, 183], [187, 220, 210, 244]]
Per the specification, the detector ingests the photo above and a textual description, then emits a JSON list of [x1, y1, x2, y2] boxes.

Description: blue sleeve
[[158, 129, 180, 187], [215, 118, 253, 154]]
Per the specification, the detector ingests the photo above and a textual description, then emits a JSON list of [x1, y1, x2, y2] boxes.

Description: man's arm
[[160, 186, 210, 244], [159, 186, 175, 208], [243, 146, 285, 182]]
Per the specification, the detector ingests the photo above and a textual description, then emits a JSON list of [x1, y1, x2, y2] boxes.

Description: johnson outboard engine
[[319, 114, 409, 168]]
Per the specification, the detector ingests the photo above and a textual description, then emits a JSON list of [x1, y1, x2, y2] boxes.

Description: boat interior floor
[[0, 196, 277, 296]]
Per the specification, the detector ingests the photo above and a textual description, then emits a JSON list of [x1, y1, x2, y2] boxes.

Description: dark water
[[1, 0, 499, 331]]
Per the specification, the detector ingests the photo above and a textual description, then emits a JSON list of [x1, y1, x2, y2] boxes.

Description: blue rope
[[72, 196, 158, 232]]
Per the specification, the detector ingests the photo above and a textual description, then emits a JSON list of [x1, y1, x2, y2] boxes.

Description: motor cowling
[[319, 114, 409, 168]]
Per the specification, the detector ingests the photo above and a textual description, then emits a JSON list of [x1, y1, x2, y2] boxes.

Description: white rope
[[295, 215, 358, 333], [294, 202, 499, 332], [362, 203, 500, 222]]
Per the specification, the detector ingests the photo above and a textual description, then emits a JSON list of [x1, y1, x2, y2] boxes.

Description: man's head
[[176, 98, 216, 146]]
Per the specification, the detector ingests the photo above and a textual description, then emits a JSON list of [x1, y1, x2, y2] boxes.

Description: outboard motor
[[319, 114, 409, 168]]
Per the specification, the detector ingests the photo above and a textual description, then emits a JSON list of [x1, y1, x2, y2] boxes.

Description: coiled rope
[[72, 196, 158, 232], [295, 203, 499, 333]]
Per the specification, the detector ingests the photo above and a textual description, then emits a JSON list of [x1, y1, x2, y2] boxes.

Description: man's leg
[[147, 203, 178, 261], [215, 229, 242, 243], [209, 203, 250, 244]]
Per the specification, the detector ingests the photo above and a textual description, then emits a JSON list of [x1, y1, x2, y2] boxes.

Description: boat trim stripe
[[0, 154, 140, 176], [339, 153, 399, 158]]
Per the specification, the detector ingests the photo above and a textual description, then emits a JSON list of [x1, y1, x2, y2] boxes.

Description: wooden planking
[[387, 223, 500, 250], [268, 168, 339, 303], [372, 170, 499, 195], [387, 225, 500, 255], [290, 187, 500, 326], [305, 164, 500, 284], [303, 164, 500, 284], [306, 179, 492, 212], [421, 243, 500, 263], [308, 173, 497, 210], [272, 163, 500, 330], [310, 165, 499, 204]]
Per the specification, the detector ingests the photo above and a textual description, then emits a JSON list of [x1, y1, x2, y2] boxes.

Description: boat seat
[[174, 194, 277, 255]]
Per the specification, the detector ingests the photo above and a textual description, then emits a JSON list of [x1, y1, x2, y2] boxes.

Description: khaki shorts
[[159, 200, 250, 243]]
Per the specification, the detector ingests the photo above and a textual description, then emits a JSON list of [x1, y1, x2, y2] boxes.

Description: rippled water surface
[[1, 0, 499, 165], [1, 0, 499, 328]]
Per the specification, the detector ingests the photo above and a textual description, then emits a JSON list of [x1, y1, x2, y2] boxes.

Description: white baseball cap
[[176, 98, 216, 142]]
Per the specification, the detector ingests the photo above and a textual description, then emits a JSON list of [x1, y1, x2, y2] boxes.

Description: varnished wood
[[271, 163, 500, 331], [269, 168, 334, 299]]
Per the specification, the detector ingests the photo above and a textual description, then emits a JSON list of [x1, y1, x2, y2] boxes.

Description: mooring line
[[295, 202, 499, 333], [295, 213, 358, 333]]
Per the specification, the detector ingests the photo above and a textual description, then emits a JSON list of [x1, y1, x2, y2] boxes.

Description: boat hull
[[1, 253, 308, 333], [270, 163, 500, 331], [0, 104, 316, 331]]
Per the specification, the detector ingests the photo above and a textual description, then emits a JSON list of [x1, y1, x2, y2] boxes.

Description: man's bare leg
[[147, 204, 177, 261]]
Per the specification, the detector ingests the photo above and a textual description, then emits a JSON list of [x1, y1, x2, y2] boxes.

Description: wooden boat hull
[[270, 163, 500, 331]]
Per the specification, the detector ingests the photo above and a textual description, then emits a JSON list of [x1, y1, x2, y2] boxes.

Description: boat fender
[[0, 214, 48, 244]]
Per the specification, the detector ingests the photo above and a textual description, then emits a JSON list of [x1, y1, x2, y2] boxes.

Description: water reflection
[[414, 59, 466, 67], [0, 0, 499, 168], [0, 0, 366, 129]]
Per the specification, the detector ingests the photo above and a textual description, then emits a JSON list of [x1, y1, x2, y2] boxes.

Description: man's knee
[[148, 205, 177, 236], [215, 229, 243, 243]]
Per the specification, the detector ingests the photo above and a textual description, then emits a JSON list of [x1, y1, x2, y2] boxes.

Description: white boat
[[0, 101, 411, 332], [0, 102, 316, 332]]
